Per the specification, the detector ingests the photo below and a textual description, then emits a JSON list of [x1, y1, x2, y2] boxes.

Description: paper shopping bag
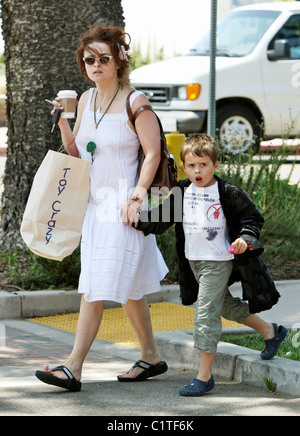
[[20, 150, 90, 261]]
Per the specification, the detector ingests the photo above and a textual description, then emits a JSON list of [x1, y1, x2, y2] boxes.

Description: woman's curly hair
[[76, 26, 132, 86]]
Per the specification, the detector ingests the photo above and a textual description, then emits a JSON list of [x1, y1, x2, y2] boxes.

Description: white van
[[130, 2, 300, 153]]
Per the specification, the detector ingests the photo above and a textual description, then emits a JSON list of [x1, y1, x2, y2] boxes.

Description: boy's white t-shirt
[[183, 181, 234, 261]]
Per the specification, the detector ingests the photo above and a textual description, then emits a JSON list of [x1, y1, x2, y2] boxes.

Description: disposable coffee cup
[[57, 90, 78, 119]]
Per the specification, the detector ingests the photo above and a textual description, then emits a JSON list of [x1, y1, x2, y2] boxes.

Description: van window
[[268, 15, 300, 59], [188, 10, 280, 57]]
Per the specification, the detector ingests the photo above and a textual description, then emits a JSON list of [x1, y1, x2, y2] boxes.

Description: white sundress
[[75, 88, 168, 304]]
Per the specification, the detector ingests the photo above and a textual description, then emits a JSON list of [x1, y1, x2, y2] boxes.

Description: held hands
[[121, 191, 146, 228], [120, 199, 142, 228], [229, 238, 248, 255]]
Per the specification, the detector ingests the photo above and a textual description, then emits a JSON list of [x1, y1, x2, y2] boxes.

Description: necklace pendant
[[86, 141, 96, 164]]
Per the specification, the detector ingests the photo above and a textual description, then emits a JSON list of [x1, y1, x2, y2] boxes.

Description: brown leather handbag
[[126, 91, 177, 193]]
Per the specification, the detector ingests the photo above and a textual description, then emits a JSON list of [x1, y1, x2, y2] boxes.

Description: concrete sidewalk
[[0, 280, 300, 402], [1, 320, 300, 417]]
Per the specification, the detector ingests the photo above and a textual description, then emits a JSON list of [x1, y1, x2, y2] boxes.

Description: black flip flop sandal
[[117, 359, 168, 382], [35, 365, 82, 392]]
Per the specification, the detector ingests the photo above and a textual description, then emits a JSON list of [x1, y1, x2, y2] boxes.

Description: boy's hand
[[230, 238, 248, 254]]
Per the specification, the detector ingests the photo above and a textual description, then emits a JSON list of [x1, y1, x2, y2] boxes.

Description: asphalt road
[[1, 368, 300, 417], [0, 319, 299, 417]]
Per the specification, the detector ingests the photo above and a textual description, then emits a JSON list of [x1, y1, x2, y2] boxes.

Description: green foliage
[[131, 43, 152, 70], [264, 377, 277, 393], [0, 247, 81, 290], [221, 331, 300, 362], [130, 42, 169, 71], [156, 227, 177, 282]]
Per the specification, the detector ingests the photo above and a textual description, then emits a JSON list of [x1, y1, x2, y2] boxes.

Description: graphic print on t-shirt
[[183, 183, 233, 261], [207, 203, 223, 222], [205, 203, 224, 241]]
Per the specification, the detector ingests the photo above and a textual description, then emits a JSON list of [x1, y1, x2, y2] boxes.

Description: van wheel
[[216, 105, 261, 154]]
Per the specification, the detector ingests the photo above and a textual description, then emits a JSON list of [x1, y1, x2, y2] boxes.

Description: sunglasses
[[83, 55, 114, 66]]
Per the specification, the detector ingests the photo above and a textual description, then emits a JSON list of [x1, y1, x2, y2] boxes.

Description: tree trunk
[[0, 0, 124, 250]]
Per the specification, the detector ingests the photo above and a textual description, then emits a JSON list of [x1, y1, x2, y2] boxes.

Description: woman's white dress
[[75, 88, 168, 304]]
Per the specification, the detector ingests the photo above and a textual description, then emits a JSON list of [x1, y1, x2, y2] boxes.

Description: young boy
[[134, 133, 287, 397]]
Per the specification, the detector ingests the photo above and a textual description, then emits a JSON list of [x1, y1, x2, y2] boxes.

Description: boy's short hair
[[180, 133, 219, 164]]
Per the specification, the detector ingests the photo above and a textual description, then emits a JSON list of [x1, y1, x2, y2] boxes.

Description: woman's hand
[[49, 93, 83, 158], [120, 199, 141, 228], [50, 97, 64, 115]]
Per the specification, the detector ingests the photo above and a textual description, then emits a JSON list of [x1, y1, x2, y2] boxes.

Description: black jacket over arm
[[137, 177, 280, 313]]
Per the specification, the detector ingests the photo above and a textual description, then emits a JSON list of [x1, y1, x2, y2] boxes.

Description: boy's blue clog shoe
[[260, 323, 288, 360], [179, 376, 215, 397]]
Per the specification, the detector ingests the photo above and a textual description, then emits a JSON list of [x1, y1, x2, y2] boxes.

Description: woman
[[35, 26, 168, 392]]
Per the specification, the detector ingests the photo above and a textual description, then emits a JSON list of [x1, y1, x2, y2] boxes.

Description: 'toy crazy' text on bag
[[45, 167, 71, 245]]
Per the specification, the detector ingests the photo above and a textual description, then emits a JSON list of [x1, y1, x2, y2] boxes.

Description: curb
[[154, 330, 300, 397], [1, 280, 298, 321], [0, 289, 81, 319], [0, 285, 180, 319]]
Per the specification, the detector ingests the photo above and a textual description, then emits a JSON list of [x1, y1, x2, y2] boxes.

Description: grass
[[264, 377, 277, 393], [220, 331, 300, 362]]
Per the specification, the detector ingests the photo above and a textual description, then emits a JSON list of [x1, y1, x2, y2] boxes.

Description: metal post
[[208, 0, 217, 138]]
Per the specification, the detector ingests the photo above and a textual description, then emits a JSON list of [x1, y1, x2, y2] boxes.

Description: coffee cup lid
[[57, 90, 77, 98]]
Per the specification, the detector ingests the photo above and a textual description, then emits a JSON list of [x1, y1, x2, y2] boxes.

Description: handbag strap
[[126, 90, 136, 127], [126, 91, 165, 149]]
